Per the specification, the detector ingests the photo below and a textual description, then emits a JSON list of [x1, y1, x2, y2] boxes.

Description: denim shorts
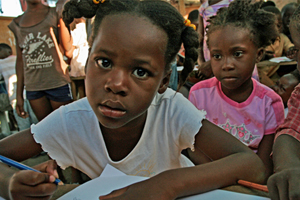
[[26, 84, 73, 102]]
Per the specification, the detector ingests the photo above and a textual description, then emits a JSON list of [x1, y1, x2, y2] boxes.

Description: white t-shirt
[[32, 88, 206, 179]]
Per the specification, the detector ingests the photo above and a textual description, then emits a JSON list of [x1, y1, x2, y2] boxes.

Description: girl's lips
[[99, 105, 126, 118]]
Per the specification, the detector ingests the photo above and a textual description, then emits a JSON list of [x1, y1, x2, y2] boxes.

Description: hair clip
[[184, 19, 196, 30], [93, 0, 105, 4]]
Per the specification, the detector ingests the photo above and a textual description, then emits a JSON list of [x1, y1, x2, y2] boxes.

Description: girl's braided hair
[[62, 0, 199, 87], [206, 0, 278, 49]]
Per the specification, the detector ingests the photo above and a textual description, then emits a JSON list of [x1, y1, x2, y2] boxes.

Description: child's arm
[[0, 129, 60, 199], [100, 119, 266, 200], [58, 18, 73, 59], [256, 134, 274, 183], [15, 40, 28, 119], [267, 134, 300, 200]]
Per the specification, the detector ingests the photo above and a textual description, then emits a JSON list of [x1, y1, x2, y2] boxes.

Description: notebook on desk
[[58, 164, 270, 200]]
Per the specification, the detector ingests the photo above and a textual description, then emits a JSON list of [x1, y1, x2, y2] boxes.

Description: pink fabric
[[198, 0, 234, 61], [189, 77, 284, 152]]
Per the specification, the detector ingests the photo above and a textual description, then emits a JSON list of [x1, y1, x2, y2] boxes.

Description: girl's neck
[[25, 2, 47, 12], [221, 78, 253, 103], [100, 112, 147, 161]]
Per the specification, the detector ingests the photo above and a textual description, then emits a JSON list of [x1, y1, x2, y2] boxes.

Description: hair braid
[[207, 0, 278, 49], [180, 27, 199, 86], [62, 0, 199, 86]]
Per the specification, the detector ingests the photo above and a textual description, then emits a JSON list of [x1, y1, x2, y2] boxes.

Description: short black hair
[[291, 69, 300, 82], [188, 9, 199, 24], [262, 6, 280, 15], [63, 0, 199, 86], [0, 43, 12, 52], [206, 0, 278, 49], [260, 1, 275, 8]]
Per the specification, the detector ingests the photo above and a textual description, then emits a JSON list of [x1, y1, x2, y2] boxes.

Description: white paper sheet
[[58, 164, 270, 200], [269, 56, 293, 63]]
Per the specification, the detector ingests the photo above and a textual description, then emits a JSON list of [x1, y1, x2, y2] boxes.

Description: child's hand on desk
[[267, 168, 300, 200], [7, 160, 60, 200]]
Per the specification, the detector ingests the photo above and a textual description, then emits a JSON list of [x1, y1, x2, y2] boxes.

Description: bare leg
[[50, 99, 73, 110], [29, 96, 53, 121], [76, 79, 86, 99]]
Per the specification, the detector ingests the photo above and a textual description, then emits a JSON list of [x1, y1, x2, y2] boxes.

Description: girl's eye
[[96, 58, 112, 69], [212, 54, 222, 60], [133, 68, 149, 79], [234, 51, 243, 57]]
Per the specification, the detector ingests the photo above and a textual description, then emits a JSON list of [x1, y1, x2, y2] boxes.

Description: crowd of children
[[0, 0, 300, 199]]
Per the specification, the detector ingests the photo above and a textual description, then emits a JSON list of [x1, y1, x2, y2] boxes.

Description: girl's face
[[208, 26, 262, 92], [290, 22, 300, 72], [85, 14, 169, 130], [282, 7, 297, 33], [272, 74, 299, 107]]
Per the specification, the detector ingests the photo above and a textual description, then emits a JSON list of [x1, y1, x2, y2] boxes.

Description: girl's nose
[[222, 58, 234, 71], [104, 70, 128, 96]]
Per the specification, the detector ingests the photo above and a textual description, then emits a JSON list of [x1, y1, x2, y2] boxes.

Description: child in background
[[0, 43, 38, 132], [197, 0, 233, 65], [196, 0, 234, 85], [262, 6, 294, 60], [281, 2, 299, 43], [69, 17, 89, 99], [0, 0, 267, 199], [8, 0, 73, 121], [267, 5, 300, 199], [271, 69, 300, 117], [189, 0, 284, 182]]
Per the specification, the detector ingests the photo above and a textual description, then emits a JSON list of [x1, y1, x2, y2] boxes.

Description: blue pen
[[0, 155, 61, 185]]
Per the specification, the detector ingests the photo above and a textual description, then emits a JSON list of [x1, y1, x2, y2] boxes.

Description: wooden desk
[[257, 60, 297, 87], [51, 184, 269, 199]]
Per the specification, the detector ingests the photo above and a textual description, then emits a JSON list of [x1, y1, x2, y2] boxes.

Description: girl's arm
[[256, 134, 274, 183], [0, 129, 58, 199], [100, 119, 266, 200], [267, 134, 300, 200], [58, 18, 73, 59], [15, 40, 28, 118]]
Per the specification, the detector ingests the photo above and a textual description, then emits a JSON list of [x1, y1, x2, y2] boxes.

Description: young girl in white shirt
[[0, 1, 267, 199]]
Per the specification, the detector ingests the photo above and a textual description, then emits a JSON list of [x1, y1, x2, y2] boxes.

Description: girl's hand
[[286, 46, 297, 60], [7, 160, 61, 200], [8, 170, 58, 200], [34, 160, 60, 181], [15, 97, 28, 119], [99, 176, 177, 200], [267, 168, 300, 200]]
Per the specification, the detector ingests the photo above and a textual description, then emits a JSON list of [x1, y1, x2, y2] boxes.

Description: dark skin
[[0, 13, 267, 200]]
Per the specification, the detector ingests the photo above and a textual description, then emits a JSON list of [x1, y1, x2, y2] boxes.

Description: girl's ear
[[158, 70, 171, 94], [256, 47, 265, 63]]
